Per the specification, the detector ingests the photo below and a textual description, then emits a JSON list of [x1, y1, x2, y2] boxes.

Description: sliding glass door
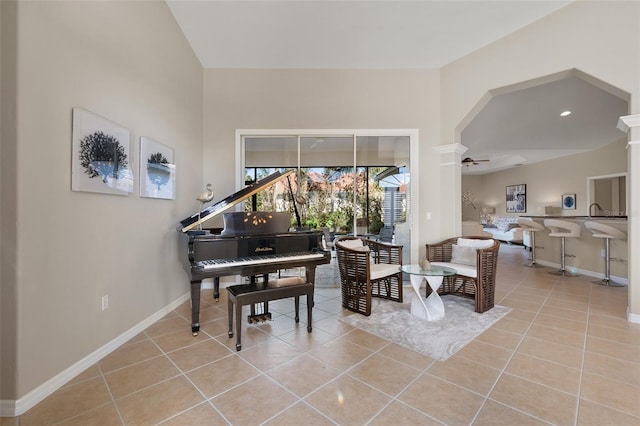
[[243, 132, 411, 261]]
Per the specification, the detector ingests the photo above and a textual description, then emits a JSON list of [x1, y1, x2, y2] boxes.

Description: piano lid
[[179, 169, 296, 233]]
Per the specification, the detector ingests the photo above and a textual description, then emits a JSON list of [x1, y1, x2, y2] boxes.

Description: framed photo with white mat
[[139, 136, 176, 199]]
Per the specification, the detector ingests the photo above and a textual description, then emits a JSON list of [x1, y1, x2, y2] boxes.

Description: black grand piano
[[179, 169, 331, 335]]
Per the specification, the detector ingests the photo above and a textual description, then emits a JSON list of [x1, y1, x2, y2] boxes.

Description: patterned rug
[[339, 295, 511, 361]]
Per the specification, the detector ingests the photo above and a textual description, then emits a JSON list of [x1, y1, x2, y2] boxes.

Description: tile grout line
[[574, 279, 593, 426], [102, 333, 144, 426], [468, 274, 561, 425], [144, 328, 234, 425]]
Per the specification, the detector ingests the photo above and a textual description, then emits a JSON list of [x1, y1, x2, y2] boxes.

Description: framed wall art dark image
[[506, 184, 526, 213], [71, 108, 133, 195]]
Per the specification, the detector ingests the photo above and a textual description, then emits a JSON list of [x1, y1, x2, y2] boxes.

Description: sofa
[[483, 216, 524, 244], [462, 221, 492, 238]]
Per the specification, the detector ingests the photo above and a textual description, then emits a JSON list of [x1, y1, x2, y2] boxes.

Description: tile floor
[[3, 244, 640, 425]]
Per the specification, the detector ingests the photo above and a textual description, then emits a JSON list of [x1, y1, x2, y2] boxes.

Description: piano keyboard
[[195, 251, 325, 270]]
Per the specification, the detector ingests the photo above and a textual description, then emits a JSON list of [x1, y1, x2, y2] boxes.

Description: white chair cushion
[[431, 261, 478, 278], [370, 263, 401, 280], [456, 238, 494, 249]]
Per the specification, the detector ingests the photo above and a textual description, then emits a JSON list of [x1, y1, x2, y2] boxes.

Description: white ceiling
[[461, 72, 630, 174], [166, 0, 574, 69], [167, 0, 629, 175]]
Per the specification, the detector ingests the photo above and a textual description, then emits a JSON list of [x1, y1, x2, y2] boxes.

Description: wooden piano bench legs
[[226, 277, 314, 351]]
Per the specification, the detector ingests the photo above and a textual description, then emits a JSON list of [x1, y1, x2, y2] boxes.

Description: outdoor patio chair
[[376, 225, 394, 243]]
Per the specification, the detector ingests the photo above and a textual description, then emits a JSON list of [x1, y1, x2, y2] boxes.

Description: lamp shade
[[545, 206, 558, 215]]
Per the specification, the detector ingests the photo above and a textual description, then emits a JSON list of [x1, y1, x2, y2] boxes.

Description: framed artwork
[[71, 108, 133, 195], [506, 184, 526, 213], [562, 193, 577, 210], [139, 136, 176, 199]]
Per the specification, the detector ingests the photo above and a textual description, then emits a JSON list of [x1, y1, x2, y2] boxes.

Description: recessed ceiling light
[[560, 110, 572, 117]]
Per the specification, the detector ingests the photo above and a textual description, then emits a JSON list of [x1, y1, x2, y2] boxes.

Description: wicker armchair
[[335, 236, 403, 316], [425, 237, 500, 313]]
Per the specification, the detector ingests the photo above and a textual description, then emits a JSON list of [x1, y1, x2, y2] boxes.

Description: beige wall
[[203, 69, 443, 244], [441, 1, 639, 314], [463, 139, 628, 219], [0, 0, 19, 402], [440, 0, 639, 241], [1, 0, 202, 400]]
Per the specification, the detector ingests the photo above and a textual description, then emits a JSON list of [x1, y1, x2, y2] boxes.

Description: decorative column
[[433, 143, 468, 237], [617, 114, 640, 323]]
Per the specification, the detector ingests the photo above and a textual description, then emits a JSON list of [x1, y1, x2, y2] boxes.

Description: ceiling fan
[[462, 157, 490, 167]]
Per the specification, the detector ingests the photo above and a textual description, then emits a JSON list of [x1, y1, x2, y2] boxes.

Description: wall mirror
[[587, 173, 627, 216]]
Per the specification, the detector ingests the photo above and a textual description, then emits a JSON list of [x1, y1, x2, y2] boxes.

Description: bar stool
[[584, 221, 627, 287], [543, 219, 582, 277], [517, 218, 545, 268]]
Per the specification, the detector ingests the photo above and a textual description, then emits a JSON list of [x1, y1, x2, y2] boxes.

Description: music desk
[[400, 265, 456, 321]]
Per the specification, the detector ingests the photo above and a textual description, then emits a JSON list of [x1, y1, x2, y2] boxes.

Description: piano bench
[[226, 277, 314, 351]]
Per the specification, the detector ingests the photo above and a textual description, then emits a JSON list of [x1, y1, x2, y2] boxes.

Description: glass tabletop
[[400, 264, 457, 276]]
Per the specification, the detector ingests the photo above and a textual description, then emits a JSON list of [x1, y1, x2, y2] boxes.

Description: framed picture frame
[[139, 136, 176, 199], [562, 193, 577, 210], [506, 184, 526, 213], [71, 108, 133, 195]]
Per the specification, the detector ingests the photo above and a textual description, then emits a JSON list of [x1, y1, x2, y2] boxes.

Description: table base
[[409, 275, 444, 321]]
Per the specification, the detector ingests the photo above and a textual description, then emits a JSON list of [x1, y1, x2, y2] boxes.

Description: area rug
[[339, 296, 511, 361]]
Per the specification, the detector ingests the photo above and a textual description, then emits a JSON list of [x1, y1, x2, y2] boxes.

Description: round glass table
[[400, 264, 456, 321]]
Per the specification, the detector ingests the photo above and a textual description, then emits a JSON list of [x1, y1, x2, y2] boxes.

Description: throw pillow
[[451, 244, 477, 267]]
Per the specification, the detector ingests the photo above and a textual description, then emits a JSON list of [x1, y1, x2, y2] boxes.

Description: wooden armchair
[[335, 236, 403, 316], [425, 237, 500, 313]]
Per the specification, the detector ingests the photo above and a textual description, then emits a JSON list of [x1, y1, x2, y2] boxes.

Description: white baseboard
[[0, 292, 190, 417], [627, 309, 640, 324]]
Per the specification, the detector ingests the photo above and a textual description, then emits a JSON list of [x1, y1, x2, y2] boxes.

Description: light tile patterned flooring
[[3, 244, 640, 425]]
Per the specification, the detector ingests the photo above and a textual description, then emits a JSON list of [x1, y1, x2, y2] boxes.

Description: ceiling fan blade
[[461, 157, 490, 165]]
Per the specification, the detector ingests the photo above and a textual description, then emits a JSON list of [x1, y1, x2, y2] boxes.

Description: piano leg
[[190, 280, 202, 335], [227, 295, 233, 338], [213, 277, 220, 301], [234, 295, 243, 351], [305, 265, 317, 308], [307, 291, 313, 332]]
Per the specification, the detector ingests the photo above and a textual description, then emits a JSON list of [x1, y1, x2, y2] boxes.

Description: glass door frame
[[236, 128, 420, 264]]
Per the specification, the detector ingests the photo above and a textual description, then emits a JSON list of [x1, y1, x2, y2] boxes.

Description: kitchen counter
[[519, 216, 628, 282], [526, 215, 627, 221]]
